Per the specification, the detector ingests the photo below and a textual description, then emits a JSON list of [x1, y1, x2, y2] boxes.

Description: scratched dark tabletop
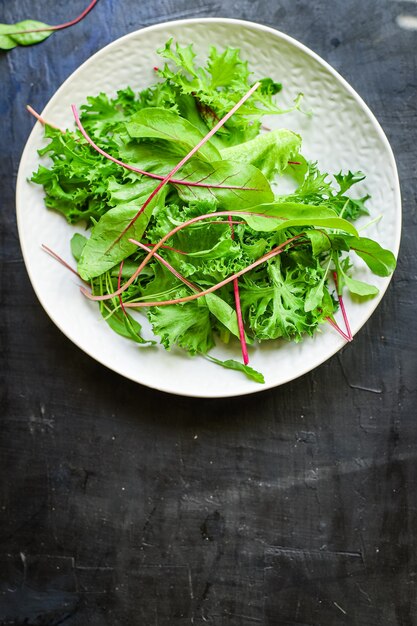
[[1, 0, 416, 624]]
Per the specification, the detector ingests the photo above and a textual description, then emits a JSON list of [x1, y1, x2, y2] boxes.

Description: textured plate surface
[[16, 18, 401, 398]]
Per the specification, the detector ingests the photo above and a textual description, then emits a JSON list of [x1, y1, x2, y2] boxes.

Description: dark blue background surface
[[1, 1, 416, 624]]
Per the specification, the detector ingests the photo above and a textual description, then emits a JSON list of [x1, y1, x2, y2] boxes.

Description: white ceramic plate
[[16, 18, 401, 398]]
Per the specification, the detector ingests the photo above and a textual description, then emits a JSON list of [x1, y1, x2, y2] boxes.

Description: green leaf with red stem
[[0, 0, 99, 50], [78, 181, 167, 280]]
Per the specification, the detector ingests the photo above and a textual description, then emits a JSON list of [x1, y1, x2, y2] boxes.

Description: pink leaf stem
[[325, 316, 351, 342], [146, 243, 189, 256], [228, 214, 249, 365], [129, 240, 200, 293], [41, 243, 84, 281], [117, 260, 127, 316], [2, 0, 99, 35], [26, 105, 63, 131], [333, 271, 352, 340], [119, 236, 302, 310]]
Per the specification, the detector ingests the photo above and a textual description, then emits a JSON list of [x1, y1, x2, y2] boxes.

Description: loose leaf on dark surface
[[0, 0, 99, 49], [0, 21, 52, 49]]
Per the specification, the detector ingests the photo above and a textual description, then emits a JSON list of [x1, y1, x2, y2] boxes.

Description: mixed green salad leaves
[[31, 40, 396, 383]]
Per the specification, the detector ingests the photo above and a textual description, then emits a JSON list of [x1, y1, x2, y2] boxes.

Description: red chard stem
[[333, 271, 352, 340], [228, 214, 249, 365]]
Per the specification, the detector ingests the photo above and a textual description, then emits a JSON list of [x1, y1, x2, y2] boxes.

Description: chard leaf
[[174, 160, 274, 208], [0, 21, 52, 49], [78, 181, 166, 280], [240, 202, 359, 235], [350, 237, 397, 276], [206, 356, 265, 383], [220, 129, 301, 179], [118, 142, 179, 174], [125, 108, 220, 162]]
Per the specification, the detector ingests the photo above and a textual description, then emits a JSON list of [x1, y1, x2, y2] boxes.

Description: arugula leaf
[[334, 170, 365, 195], [338, 270, 379, 297], [101, 304, 151, 344], [335, 257, 379, 297]]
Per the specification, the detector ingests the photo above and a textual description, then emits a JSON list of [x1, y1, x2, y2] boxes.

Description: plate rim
[[16, 17, 402, 398]]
